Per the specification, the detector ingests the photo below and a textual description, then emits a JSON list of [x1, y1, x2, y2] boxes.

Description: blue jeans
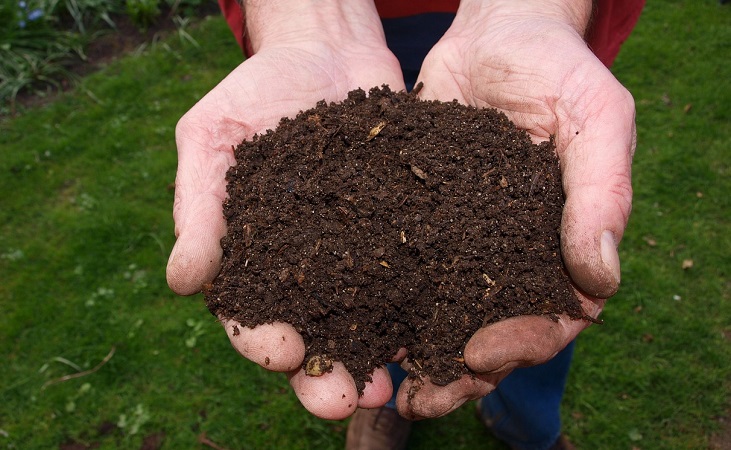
[[381, 13, 455, 91], [386, 342, 575, 450]]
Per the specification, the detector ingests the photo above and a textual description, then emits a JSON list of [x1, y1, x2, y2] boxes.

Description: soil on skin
[[204, 85, 585, 393]]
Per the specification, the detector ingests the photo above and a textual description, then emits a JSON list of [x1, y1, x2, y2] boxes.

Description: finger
[[463, 306, 601, 374], [165, 54, 405, 296], [223, 319, 305, 372], [558, 72, 635, 298], [395, 372, 503, 420], [414, 61, 466, 104], [165, 194, 227, 295], [166, 116, 237, 295], [227, 318, 393, 411], [357, 366, 394, 409], [392, 347, 408, 362], [288, 362, 359, 420]]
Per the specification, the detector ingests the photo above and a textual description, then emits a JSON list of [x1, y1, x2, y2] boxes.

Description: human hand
[[397, 0, 635, 419], [166, 0, 405, 420]]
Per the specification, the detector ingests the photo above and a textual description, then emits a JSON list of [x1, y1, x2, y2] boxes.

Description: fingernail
[[600, 230, 621, 286], [452, 397, 471, 411]]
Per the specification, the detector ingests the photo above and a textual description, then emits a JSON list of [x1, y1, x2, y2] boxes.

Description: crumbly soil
[[204, 85, 585, 393]]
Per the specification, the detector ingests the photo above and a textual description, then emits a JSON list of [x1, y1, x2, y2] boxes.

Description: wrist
[[243, 0, 387, 53], [455, 0, 593, 37]]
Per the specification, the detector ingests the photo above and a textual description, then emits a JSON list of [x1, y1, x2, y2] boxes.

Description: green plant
[[166, 0, 205, 18], [0, 44, 77, 109], [1, 0, 48, 33], [172, 14, 199, 47], [125, 0, 160, 30], [43, 0, 119, 33], [0, 0, 211, 111], [0, 2, 85, 112], [0, 1, 87, 111]]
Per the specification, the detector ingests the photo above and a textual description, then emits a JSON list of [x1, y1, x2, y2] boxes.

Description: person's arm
[[166, 0, 405, 420], [397, 0, 635, 419]]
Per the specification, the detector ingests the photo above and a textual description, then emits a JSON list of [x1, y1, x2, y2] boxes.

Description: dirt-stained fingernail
[[600, 230, 621, 287]]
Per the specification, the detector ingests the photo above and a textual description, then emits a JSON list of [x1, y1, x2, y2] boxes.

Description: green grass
[[1, 2, 730, 449], [562, 1, 731, 448]]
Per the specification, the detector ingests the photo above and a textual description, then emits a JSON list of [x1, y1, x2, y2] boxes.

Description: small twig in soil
[[498, 148, 511, 168], [582, 314, 605, 325], [316, 124, 342, 158], [42, 346, 116, 389], [481, 311, 497, 327], [198, 432, 231, 450], [529, 170, 543, 197]]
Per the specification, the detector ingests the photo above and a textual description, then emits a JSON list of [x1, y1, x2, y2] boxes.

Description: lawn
[[1, 1, 729, 449]]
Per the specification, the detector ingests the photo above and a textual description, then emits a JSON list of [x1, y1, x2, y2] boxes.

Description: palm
[[168, 43, 405, 419], [169, 42, 404, 294], [395, 20, 636, 419], [422, 22, 607, 137]]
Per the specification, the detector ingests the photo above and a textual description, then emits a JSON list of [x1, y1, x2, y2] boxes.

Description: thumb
[[166, 190, 227, 295], [166, 114, 237, 295], [559, 80, 635, 299]]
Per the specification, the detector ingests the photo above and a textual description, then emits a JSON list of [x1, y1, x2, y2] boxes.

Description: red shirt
[[217, 0, 645, 68]]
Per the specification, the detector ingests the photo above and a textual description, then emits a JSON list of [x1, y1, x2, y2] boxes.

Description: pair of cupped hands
[[166, 1, 634, 421]]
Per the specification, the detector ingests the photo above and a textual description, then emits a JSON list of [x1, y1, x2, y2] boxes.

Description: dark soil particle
[[204, 85, 584, 394]]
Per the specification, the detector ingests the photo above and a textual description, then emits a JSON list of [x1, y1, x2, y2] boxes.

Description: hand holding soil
[[382, 11, 635, 418], [167, 35, 409, 419]]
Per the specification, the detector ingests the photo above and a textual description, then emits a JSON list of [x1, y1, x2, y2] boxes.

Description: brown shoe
[[548, 434, 576, 450], [345, 407, 413, 450]]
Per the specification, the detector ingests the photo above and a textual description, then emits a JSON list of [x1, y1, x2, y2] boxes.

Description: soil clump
[[204, 85, 584, 393]]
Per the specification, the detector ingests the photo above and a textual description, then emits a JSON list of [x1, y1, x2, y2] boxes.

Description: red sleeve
[[217, 0, 246, 55], [374, 0, 459, 18], [586, 0, 646, 67], [218, 0, 644, 67]]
